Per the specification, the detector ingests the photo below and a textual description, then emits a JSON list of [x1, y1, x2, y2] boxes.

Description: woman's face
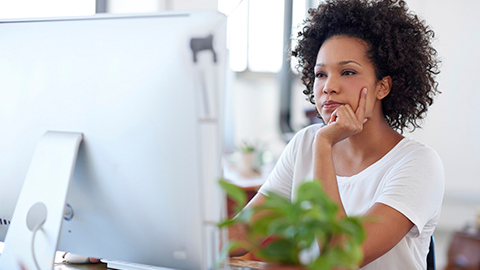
[[313, 35, 385, 123]]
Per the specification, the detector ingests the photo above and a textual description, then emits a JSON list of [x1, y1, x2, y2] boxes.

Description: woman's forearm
[[313, 136, 346, 217]]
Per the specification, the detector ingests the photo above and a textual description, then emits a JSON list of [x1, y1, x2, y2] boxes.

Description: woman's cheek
[[313, 80, 324, 102], [313, 87, 323, 109], [313, 81, 321, 96]]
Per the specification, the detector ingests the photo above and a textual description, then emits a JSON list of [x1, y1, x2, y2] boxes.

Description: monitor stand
[[0, 131, 83, 270]]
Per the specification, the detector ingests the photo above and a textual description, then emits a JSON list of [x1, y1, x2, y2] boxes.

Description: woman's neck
[[352, 117, 400, 149], [332, 117, 403, 176]]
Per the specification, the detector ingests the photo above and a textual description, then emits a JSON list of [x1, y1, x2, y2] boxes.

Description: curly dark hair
[[292, 0, 440, 132]]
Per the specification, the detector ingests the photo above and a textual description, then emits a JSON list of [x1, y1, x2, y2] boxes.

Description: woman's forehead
[[316, 36, 369, 64]]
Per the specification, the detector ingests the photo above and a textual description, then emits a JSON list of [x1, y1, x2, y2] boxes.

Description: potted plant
[[236, 141, 259, 176], [219, 180, 366, 270]]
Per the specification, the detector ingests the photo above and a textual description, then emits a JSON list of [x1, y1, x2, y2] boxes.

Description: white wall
[[404, 0, 480, 231]]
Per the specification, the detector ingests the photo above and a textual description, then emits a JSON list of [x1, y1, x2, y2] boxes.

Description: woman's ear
[[377, 76, 392, 100]]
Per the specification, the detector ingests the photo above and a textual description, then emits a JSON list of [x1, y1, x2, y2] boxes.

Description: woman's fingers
[[320, 87, 368, 145], [332, 104, 357, 126], [356, 87, 368, 123]]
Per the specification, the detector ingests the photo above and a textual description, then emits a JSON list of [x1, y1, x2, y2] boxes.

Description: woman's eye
[[315, 72, 326, 78], [342, 70, 356, 76]]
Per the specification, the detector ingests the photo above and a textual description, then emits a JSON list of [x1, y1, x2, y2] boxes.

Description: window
[[219, 0, 313, 73], [0, 0, 95, 19]]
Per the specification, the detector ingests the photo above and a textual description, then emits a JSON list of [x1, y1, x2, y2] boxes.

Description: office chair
[[427, 236, 436, 270]]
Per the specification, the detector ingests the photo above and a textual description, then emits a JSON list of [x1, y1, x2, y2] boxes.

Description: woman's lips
[[322, 100, 343, 110]]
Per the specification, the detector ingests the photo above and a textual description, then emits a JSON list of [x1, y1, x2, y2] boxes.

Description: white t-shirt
[[258, 124, 444, 270]]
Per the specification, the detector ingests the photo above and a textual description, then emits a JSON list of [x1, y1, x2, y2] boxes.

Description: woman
[[230, 0, 444, 269]]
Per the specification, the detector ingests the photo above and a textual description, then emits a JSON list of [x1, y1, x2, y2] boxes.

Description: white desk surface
[[55, 258, 264, 270]]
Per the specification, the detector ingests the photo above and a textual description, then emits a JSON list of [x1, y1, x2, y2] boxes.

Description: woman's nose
[[323, 76, 339, 94]]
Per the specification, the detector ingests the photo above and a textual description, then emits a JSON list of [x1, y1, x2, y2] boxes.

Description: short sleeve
[[257, 135, 297, 200], [257, 125, 320, 201], [376, 145, 445, 237]]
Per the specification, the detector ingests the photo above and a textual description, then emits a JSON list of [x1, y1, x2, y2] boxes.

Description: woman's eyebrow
[[339, 60, 362, 66], [315, 60, 362, 67]]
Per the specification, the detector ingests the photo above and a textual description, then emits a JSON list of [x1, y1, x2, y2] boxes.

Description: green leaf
[[219, 179, 246, 207], [236, 207, 255, 224], [217, 217, 238, 228], [263, 192, 291, 210], [341, 241, 363, 267], [256, 238, 300, 265], [309, 256, 332, 270], [217, 180, 368, 269], [296, 181, 323, 202], [338, 217, 366, 243], [250, 212, 283, 237]]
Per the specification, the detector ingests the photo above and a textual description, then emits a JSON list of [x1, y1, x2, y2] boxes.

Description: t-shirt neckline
[[336, 137, 410, 180]]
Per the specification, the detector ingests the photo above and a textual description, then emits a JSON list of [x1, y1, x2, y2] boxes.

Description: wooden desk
[[56, 258, 264, 269], [223, 164, 265, 218], [229, 258, 265, 269]]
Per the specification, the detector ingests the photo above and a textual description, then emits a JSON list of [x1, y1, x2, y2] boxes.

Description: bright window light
[[0, 0, 95, 19], [219, 0, 248, 72], [219, 0, 284, 73], [247, 0, 284, 72], [219, 0, 311, 73], [108, 0, 162, 14], [291, 0, 309, 73]]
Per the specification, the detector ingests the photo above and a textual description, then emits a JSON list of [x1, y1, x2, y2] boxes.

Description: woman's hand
[[316, 88, 368, 146]]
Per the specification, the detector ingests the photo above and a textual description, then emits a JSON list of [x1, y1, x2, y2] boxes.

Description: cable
[[31, 220, 45, 270]]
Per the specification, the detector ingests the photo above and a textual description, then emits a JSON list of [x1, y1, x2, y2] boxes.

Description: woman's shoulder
[[393, 137, 443, 168], [399, 137, 440, 155], [281, 124, 325, 157], [291, 123, 325, 141]]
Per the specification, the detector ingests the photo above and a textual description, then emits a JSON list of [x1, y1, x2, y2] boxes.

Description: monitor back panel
[[0, 12, 226, 270]]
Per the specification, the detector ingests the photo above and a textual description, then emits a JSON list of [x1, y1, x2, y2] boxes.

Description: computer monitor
[[0, 11, 227, 270]]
